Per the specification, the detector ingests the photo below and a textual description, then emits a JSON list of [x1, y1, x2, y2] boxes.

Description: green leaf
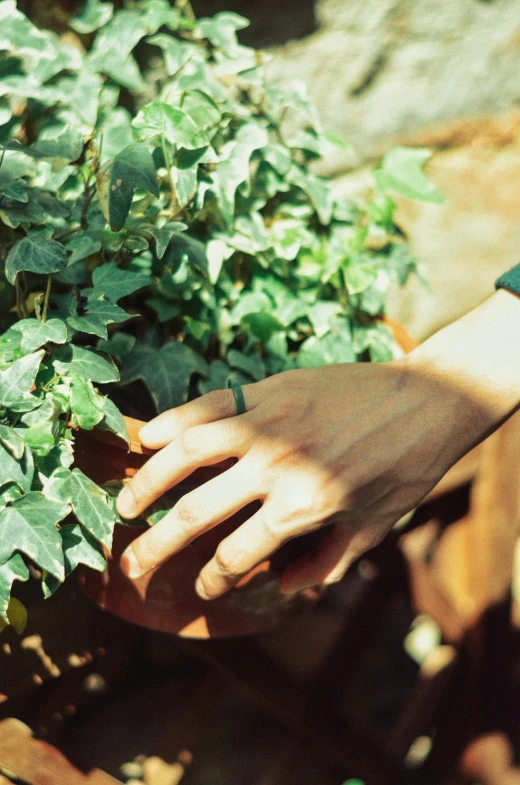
[[0, 440, 33, 494], [297, 320, 356, 368], [373, 147, 445, 203], [65, 232, 102, 265], [5, 597, 27, 634], [133, 101, 212, 150], [163, 233, 209, 277], [52, 345, 119, 384], [0, 351, 44, 412], [46, 468, 118, 548], [97, 397, 129, 444], [91, 263, 151, 302], [0, 424, 25, 461], [5, 238, 68, 285], [27, 125, 85, 169], [0, 554, 30, 625], [241, 312, 283, 342], [148, 34, 200, 76], [122, 340, 208, 413], [12, 318, 68, 353], [150, 222, 187, 259], [13, 491, 70, 529], [70, 0, 114, 33], [181, 90, 221, 131], [227, 349, 265, 381], [70, 376, 105, 430], [67, 299, 131, 340], [0, 505, 64, 581], [196, 12, 249, 55], [212, 122, 268, 224], [109, 143, 159, 231], [43, 523, 107, 598]]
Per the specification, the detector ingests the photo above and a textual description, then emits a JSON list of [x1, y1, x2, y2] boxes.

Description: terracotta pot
[[77, 321, 417, 639], [75, 419, 321, 639]]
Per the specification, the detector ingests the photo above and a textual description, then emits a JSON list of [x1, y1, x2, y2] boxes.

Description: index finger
[[139, 385, 257, 450]]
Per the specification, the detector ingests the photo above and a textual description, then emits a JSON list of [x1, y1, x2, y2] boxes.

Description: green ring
[[228, 378, 246, 415]]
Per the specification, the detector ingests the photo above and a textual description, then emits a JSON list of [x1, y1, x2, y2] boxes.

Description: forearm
[[403, 289, 520, 437]]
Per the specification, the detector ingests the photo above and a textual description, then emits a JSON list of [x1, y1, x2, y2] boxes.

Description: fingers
[[117, 417, 253, 519], [195, 502, 287, 600], [139, 385, 258, 450], [120, 459, 263, 579], [278, 523, 358, 594]]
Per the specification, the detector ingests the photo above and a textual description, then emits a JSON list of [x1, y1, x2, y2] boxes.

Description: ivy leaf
[[122, 340, 208, 412], [297, 320, 356, 368], [20, 398, 61, 457], [46, 468, 118, 548], [241, 312, 283, 342], [13, 491, 70, 529], [181, 90, 221, 132], [12, 318, 68, 354], [133, 101, 211, 150], [147, 34, 200, 76], [212, 122, 268, 224], [150, 222, 188, 259], [43, 523, 107, 598], [27, 125, 85, 169], [108, 143, 159, 231], [90, 263, 151, 302], [163, 233, 208, 277], [373, 147, 445, 203], [70, 0, 114, 34], [227, 349, 265, 381], [196, 12, 249, 55], [97, 397, 129, 444], [0, 505, 64, 582], [0, 440, 33, 494], [67, 299, 131, 340], [0, 554, 30, 625], [5, 237, 68, 285], [69, 376, 105, 430], [52, 345, 119, 384], [0, 351, 44, 411], [0, 424, 25, 461], [65, 232, 102, 265]]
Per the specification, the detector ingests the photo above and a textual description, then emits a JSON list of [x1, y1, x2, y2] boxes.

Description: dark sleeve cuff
[[495, 264, 520, 297]]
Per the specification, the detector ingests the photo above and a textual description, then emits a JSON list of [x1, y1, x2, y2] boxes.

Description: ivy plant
[[0, 0, 442, 632]]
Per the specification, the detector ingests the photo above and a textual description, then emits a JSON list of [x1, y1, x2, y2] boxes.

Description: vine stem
[[15, 275, 28, 319], [161, 133, 179, 219], [41, 274, 52, 323], [175, 0, 196, 21]]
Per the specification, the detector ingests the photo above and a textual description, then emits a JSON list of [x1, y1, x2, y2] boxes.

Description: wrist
[[402, 289, 520, 435]]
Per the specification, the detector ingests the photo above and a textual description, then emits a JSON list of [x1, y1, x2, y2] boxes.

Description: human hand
[[117, 290, 520, 599]]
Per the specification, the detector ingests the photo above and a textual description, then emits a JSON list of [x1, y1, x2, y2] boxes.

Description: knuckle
[[214, 544, 243, 578], [175, 494, 200, 529], [179, 427, 201, 458], [205, 388, 232, 415], [133, 532, 164, 566], [261, 508, 287, 540]]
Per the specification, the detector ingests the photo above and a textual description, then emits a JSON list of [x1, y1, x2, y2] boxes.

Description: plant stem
[[15, 275, 28, 319], [176, 0, 196, 21], [161, 133, 179, 219], [41, 274, 52, 323]]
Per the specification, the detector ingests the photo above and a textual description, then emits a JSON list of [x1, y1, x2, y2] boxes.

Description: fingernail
[[120, 547, 143, 579], [117, 486, 137, 518], [195, 577, 210, 600]]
